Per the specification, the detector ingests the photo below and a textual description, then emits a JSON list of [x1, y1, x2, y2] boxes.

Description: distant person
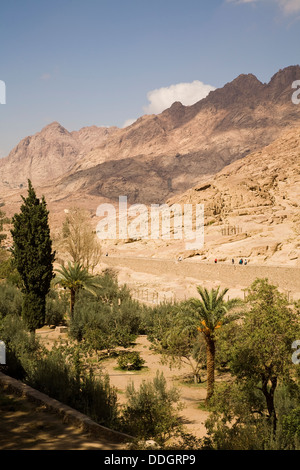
[[239, 258, 243, 265], [214, 258, 217, 264], [178, 256, 182, 262], [232, 258, 235, 265], [105, 252, 108, 257], [244, 259, 248, 265]]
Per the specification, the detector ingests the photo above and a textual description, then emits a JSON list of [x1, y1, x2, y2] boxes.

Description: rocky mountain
[[0, 122, 118, 191], [0, 65, 300, 209], [165, 125, 300, 265]]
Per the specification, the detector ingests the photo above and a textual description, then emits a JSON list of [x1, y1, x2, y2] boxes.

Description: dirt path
[[101, 256, 300, 303], [0, 386, 126, 450], [99, 335, 211, 440]]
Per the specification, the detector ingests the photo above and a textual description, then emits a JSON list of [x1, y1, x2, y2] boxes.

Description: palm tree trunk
[[70, 288, 76, 318], [205, 335, 216, 403]]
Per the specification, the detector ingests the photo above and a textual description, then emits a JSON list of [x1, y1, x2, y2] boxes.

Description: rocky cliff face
[[0, 65, 300, 208], [166, 125, 300, 265], [0, 122, 118, 191], [50, 65, 300, 205]]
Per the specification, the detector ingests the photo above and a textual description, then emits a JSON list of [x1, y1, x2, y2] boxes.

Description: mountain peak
[[266, 65, 300, 101], [268, 64, 300, 84], [40, 121, 69, 135]]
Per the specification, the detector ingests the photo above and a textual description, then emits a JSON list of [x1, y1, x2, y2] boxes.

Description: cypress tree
[[11, 180, 55, 332]]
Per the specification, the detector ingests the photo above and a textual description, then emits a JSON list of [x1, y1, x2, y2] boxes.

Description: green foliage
[[54, 261, 102, 317], [68, 269, 143, 354], [146, 301, 206, 383], [45, 289, 68, 326], [29, 343, 119, 427], [120, 371, 183, 445], [10, 180, 55, 331], [22, 291, 46, 333], [203, 382, 300, 450], [69, 295, 140, 353], [145, 301, 180, 347], [0, 314, 44, 380], [54, 261, 101, 294], [0, 257, 23, 287], [201, 278, 300, 449], [228, 279, 299, 425], [203, 381, 273, 450], [0, 282, 22, 319], [117, 351, 145, 370], [173, 287, 241, 401], [0, 312, 119, 429]]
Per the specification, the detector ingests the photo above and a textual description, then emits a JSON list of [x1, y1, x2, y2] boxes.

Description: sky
[[0, 0, 299, 157]]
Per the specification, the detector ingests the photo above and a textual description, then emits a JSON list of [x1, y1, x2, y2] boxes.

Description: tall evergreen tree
[[11, 180, 55, 332]]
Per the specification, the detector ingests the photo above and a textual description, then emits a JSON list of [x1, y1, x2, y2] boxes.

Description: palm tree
[[53, 261, 101, 318], [176, 286, 237, 403]]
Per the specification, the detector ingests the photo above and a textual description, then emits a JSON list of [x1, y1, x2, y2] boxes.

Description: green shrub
[[0, 257, 22, 287], [69, 294, 142, 353], [0, 314, 43, 380], [117, 351, 145, 370], [0, 283, 22, 318], [0, 312, 119, 429], [29, 344, 119, 428], [45, 289, 68, 326], [120, 371, 183, 445]]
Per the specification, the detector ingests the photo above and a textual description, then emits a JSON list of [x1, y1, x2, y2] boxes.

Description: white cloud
[[122, 118, 137, 128], [143, 80, 216, 115], [226, 0, 300, 14], [277, 0, 300, 14]]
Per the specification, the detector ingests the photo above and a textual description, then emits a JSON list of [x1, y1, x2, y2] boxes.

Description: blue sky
[[0, 0, 299, 157]]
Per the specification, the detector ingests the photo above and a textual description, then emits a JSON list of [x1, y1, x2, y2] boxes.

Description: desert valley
[[1, 63, 300, 451], [1, 65, 300, 301]]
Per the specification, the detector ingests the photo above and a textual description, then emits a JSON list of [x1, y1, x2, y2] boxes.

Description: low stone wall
[[104, 257, 300, 299], [0, 372, 133, 444]]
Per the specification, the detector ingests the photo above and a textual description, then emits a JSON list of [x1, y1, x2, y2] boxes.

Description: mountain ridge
[[0, 65, 299, 208]]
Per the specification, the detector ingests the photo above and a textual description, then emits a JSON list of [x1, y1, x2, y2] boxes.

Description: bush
[[69, 292, 143, 353], [0, 257, 22, 287], [29, 344, 119, 428], [0, 314, 43, 380], [45, 289, 68, 327], [117, 351, 145, 370], [120, 371, 183, 445], [0, 283, 22, 319]]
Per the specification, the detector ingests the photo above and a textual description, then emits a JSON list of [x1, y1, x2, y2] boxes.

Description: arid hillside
[[86, 124, 300, 269], [165, 124, 300, 265], [1, 65, 300, 207]]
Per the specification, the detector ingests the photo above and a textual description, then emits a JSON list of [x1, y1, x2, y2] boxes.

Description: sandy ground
[[100, 256, 300, 304], [37, 329, 211, 440], [100, 335, 211, 440], [0, 386, 126, 450]]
